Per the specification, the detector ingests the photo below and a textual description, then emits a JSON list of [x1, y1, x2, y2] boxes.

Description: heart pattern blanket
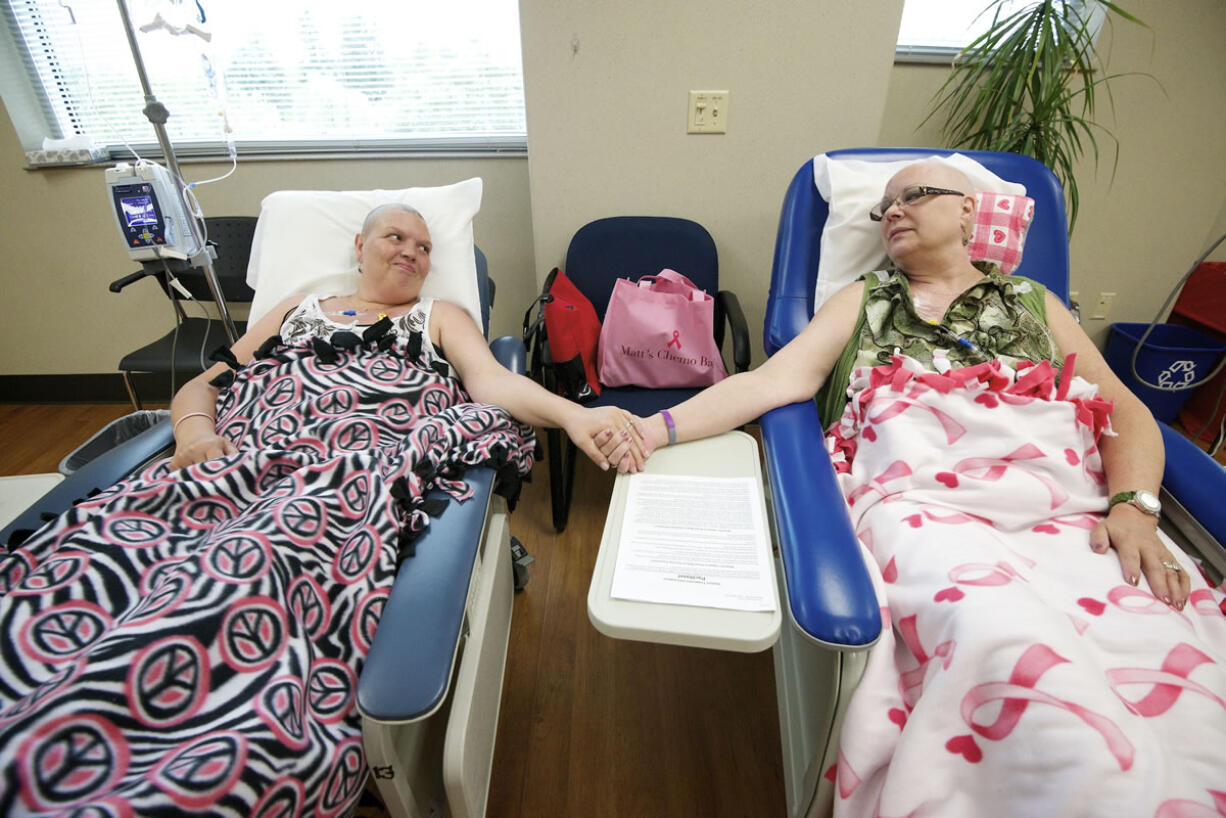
[[826, 354, 1226, 818]]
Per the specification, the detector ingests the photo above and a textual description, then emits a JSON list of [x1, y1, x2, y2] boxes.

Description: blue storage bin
[[1105, 322, 1226, 422]]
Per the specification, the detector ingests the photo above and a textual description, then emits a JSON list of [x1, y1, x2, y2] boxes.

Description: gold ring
[[1161, 559, 1182, 573]]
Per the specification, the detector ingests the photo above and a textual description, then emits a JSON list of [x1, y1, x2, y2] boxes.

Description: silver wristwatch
[[1108, 489, 1161, 518]]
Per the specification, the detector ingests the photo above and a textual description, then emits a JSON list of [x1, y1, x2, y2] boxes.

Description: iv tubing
[[115, 0, 238, 343]]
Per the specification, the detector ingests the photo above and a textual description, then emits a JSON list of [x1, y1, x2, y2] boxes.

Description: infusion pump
[[106, 161, 203, 261]]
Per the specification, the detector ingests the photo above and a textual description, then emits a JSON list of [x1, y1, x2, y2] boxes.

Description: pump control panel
[[106, 161, 202, 261]]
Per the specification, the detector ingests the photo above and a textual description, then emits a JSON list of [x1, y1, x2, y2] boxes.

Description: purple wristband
[[659, 410, 676, 446]]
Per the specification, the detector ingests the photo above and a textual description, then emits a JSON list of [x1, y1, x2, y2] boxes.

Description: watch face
[[1134, 490, 1161, 514]]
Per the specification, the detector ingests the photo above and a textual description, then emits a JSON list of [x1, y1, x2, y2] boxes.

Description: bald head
[[886, 160, 976, 197], [361, 203, 425, 239], [875, 159, 983, 268]]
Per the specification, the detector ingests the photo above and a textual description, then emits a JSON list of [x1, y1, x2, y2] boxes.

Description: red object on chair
[[544, 268, 603, 399], [1171, 262, 1226, 441]]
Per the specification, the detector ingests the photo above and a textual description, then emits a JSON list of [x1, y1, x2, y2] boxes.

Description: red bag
[[597, 269, 727, 388], [523, 268, 602, 401]]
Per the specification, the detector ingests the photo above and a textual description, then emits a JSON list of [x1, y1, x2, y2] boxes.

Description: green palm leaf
[[922, 0, 1150, 234]]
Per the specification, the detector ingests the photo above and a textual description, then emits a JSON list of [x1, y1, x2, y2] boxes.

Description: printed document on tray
[[610, 473, 775, 612]]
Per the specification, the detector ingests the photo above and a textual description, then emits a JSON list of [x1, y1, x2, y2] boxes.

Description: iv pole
[[115, 0, 239, 343]]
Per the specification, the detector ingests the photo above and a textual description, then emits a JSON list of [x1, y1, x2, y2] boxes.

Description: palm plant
[[924, 0, 1149, 232]]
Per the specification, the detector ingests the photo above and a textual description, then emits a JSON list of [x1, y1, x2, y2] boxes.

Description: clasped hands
[[172, 407, 656, 474], [565, 408, 655, 474]]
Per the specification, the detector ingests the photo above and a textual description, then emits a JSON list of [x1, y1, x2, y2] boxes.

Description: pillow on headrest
[[967, 191, 1034, 275], [246, 177, 483, 329], [811, 153, 1026, 309]]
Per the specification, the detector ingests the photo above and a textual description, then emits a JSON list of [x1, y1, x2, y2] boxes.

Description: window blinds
[[5, 0, 527, 154]]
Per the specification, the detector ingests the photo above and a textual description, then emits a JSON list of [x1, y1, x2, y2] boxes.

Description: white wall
[[518, 0, 906, 362], [3, 0, 1225, 379]]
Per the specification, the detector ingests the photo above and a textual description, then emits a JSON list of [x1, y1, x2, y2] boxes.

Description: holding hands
[[595, 412, 669, 474], [564, 406, 651, 473]]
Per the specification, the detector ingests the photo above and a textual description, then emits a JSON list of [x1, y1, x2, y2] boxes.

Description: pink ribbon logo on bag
[[667, 330, 682, 349]]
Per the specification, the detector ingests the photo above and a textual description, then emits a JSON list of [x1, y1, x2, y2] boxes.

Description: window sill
[[24, 148, 110, 169], [894, 46, 961, 66], [23, 139, 528, 170]]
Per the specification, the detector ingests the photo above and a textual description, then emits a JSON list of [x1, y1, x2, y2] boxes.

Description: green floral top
[[816, 266, 1061, 427]]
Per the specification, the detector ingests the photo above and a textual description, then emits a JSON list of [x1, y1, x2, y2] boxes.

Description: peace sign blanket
[[825, 354, 1226, 818], [0, 328, 535, 816]]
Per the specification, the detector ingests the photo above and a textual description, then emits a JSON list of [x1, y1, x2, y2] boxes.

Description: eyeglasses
[[869, 185, 965, 222]]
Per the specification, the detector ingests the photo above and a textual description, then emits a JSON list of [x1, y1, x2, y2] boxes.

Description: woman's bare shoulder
[[815, 279, 867, 321], [831, 278, 867, 302], [427, 297, 475, 328], [275, 292, 310, 313]]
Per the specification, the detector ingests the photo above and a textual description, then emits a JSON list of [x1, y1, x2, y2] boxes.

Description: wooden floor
[[0, 404, 787, 818], [488, 444, 785, 818]]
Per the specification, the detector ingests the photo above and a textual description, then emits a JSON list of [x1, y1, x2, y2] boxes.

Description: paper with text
[[610, 474, 775, 612]]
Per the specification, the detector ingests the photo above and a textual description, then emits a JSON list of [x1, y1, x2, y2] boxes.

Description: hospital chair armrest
[[358, 336, 523, 721], [760, 400, 882, 648], [109, 269, 153, 293], [716, 290, 751, 373], [1159, 422, 1226, 547], [110, 256, 198, 293], [490, 335, 526, 374], [358, 467, 497, 722], [0, 420, 174, 547]]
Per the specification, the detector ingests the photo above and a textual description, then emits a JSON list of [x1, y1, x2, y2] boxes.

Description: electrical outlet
[[687, 90, 728, 134], [1090, 291, 1116, 320], [1068, 291, 1082, 322]]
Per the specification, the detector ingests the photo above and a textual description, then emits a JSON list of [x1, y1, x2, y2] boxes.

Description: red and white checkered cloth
[[966, 191, 1034, 274]]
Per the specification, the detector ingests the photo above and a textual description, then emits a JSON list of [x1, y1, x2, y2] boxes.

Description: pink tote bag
[[596, 269, 728, 388]]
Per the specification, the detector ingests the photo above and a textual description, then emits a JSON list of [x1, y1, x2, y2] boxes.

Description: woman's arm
[[169, 295, 305, 469], [628, 281, 865, 453], [431, 300, 646, 471], [1045, 292, 1187, 608]]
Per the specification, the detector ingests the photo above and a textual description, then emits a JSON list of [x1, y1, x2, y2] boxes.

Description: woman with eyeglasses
[[621, 159, 1176, 607], [601, 160, 1226, 816]]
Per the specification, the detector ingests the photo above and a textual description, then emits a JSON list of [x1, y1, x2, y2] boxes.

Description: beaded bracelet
[[173, 411, 215, 434], [659, 409, 676, 446]]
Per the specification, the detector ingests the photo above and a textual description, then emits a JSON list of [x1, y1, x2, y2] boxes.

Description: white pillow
[[246, 177, 484, 331], [811, 153, 1025, 310]]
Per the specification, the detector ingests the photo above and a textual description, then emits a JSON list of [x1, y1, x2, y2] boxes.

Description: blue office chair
[[544, 216, 751, 531], [760, 148, 1226, 817]]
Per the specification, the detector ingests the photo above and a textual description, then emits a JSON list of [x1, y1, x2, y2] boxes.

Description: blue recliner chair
[[0, 249, 519, 818], [544, 216, 751, 531], [759, 148, 1226, 817]]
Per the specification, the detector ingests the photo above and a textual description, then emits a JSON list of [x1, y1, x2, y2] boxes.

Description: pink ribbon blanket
[[826, 355, 1226, 818], [0, 330, 535, 816]]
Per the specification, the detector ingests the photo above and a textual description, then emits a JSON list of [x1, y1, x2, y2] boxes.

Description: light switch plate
[[688, 90, 728, 134]]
